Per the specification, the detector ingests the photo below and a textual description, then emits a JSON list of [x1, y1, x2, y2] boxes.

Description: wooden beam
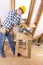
[[27, 0, 36, 25], [34, 1, 43, 25], [10, 0, 15, 10], [42, 0, 43, 10], [0, 18, 1, 27], [33, 1, 43, 37]]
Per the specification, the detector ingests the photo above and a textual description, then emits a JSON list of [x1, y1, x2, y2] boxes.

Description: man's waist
[[1, 25, 11, 32]]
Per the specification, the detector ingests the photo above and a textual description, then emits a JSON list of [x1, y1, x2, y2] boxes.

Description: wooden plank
[[27, 0, 36, 25], [10, 0, 15, 10], [33, 1, 43, 37]]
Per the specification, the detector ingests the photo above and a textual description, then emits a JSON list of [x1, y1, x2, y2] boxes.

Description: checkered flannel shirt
[[2, 10, 22, 29]]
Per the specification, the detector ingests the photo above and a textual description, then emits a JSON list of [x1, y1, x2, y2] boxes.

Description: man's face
[[17, 8, 23, 16]]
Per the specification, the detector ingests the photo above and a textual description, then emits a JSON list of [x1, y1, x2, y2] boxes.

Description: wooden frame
[[15, 32, 32, 58], [10, 0, 43, 38], [33, 0, 43, 37], [10, 0, 36, 25], [10, 0, 15, 10], [27, 0, 36, 25]]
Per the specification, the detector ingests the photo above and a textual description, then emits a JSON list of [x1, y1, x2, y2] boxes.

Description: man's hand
[[6, 29, 10, 32]]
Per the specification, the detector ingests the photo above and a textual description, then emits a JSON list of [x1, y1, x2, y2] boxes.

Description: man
[[0, 6, 26, 58]]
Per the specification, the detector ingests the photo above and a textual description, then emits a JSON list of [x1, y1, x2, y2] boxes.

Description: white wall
[[34, 12, 43, 37], [30, 0, 41, 23], [0, 0, 10, 22]]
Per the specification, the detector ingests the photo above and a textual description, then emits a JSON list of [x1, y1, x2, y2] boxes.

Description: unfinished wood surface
[[10, 0, 15, 10], [15, 32, 32, 58], [33, 1, 43, 36], [0, 42, 43, 65]]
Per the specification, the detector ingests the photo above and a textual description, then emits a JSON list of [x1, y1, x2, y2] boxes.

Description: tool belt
[[0, 26, 10, 34]]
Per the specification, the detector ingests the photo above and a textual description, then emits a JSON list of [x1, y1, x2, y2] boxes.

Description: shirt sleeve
[[7, 10, 17, 25], [19, 18, 22, 24], [8, 10, 15, 19], [17, 17, 22, 25]]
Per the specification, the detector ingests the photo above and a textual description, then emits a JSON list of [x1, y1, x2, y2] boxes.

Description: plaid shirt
[[2, 10, 22, 29]]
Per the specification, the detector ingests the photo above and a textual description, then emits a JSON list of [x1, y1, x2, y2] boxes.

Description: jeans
[[0, 32, 15, 54]]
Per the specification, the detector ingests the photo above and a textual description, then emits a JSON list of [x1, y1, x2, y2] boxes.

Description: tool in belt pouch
[[0, 27, 6, 34], [0, 27, 10, 34]]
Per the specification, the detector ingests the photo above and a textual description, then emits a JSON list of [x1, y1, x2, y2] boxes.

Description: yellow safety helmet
[[19, 6, 26, 13]]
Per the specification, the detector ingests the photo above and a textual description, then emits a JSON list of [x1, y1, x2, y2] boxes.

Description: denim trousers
[[0, 32, 15, 54]]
